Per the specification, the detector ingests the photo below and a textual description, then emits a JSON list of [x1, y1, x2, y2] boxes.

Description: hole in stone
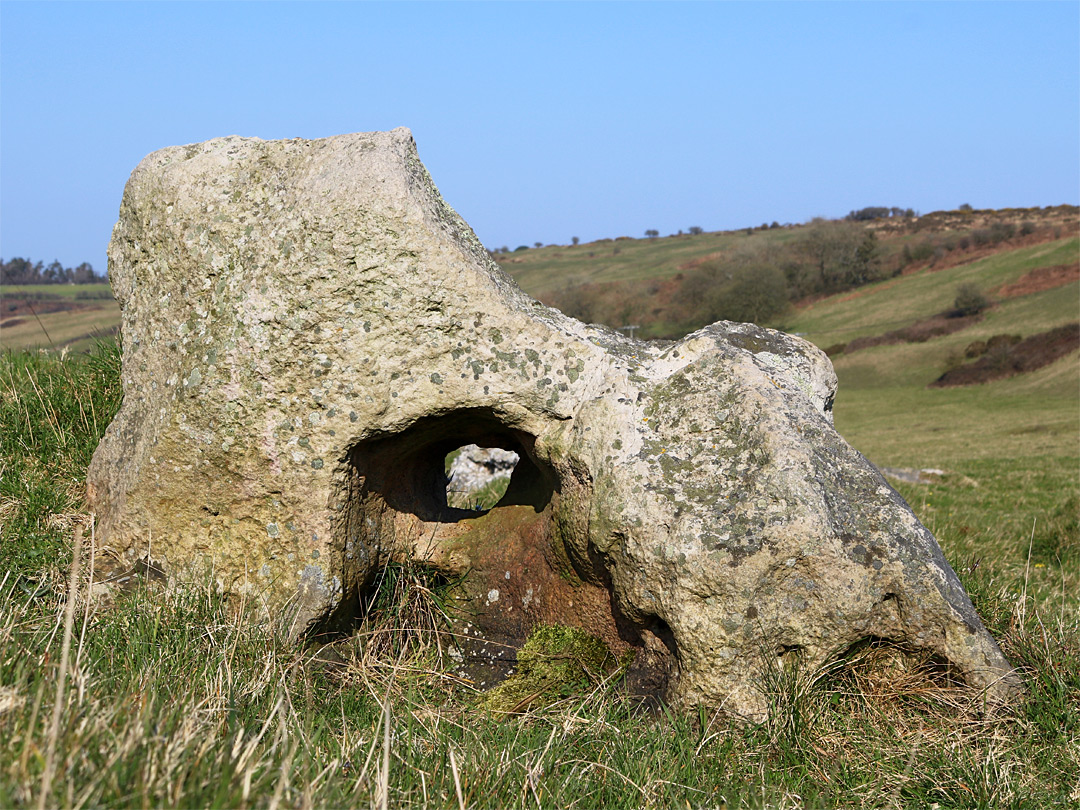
[[443, 443, 520, 512], [622, 614, 680, 700], [317, 407, 674, 701], [344, 408, 554, 532]]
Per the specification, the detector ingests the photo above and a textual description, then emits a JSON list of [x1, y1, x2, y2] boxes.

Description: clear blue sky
[[2, 1, 1078, 275]]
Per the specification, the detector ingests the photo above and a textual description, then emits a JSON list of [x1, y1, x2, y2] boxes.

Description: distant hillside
[[2, 206, 1075, 353], [497, 205, 1078, 340]]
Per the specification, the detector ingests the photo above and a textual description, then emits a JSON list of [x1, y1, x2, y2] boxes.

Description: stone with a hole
[[87, 129, 1021, 720]]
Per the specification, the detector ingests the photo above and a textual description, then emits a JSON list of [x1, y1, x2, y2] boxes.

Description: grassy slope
[[783, 237, 1079, 469], [500, 231, 743, 297], [1, 284, 119, 351], [785, 237, 1078, 346]]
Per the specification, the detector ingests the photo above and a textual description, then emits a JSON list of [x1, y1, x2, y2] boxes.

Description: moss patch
[[478, 624, 630, 714]]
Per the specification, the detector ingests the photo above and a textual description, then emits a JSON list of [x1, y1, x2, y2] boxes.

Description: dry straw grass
[[2, 539, 1077, 808]]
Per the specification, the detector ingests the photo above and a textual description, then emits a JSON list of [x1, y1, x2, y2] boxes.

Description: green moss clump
[[478, 624, 629, 714]]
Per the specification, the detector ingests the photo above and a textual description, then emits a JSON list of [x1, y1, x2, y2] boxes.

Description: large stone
[[87, 129, 1020, 719]]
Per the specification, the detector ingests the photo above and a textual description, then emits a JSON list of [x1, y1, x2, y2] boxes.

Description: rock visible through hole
[[445, 444, 519, 511]]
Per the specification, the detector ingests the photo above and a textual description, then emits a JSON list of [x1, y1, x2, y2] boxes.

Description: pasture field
[[0, 305, 120, 353], [0, 221, 1077, 806], [1, 284, 113, 299], [1, 284, 119, 352]]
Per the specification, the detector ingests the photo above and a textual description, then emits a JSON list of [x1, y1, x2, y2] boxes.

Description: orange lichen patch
[[994, 263, 1080, 299]]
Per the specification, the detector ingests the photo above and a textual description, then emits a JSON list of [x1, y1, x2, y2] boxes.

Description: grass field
[[0, 306, 120, 353], [1, 220, 1077, 806], [1, 338, 1076, 807], [1, 284, 113, 299], [1, 284, 119, 352], [496, 231, 741, 297]]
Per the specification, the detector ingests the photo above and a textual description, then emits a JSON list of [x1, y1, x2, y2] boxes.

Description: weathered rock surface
[[87, 129, 1020, 719]]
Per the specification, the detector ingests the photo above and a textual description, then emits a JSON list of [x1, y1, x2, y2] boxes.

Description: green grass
[[783, 237, 1078, 346], [830, 359, 1078, 464], [0, 343, 123, 577], [1, 283, 113, 299], [1, 259, 1078, 806], [2, 559, 1076, 808], [501, 230, 749, 298]]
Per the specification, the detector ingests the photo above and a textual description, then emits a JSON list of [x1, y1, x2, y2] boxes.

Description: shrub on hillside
[[677, 262, 789, 326], [907, 240, 936, 262], [964, 339, 988, 359], [717, 265, 789, 324], [790, 219, 884, 295], [953, 283, 991, 317], [990, 222, 1017, 243]]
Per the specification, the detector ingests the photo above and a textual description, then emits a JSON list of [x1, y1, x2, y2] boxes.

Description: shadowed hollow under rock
[[86, 128, 1021, 721]]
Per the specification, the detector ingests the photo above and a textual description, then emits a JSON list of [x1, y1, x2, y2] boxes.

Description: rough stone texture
[[87, 129, 1020, 719]]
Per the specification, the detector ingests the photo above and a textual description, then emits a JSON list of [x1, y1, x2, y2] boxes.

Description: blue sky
[[2, 1, 1078, 275]]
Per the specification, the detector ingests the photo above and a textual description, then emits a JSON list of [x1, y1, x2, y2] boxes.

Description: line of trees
[[1, 257, 104, 285], [672, 218, 887, 325], [846, 206, 916, 222]]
